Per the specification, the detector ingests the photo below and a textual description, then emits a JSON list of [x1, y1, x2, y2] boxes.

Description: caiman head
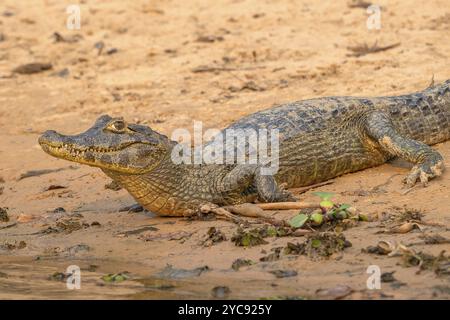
[[39, 115, 174, 174]]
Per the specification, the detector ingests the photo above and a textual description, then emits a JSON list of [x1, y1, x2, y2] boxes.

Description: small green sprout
[[311, 239, 322, 248], [310, 212, 324, 225], [313, 192, 335, 208]]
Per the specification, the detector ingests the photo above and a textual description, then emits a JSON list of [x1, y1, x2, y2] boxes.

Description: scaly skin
[[39, 80, 450, 216]]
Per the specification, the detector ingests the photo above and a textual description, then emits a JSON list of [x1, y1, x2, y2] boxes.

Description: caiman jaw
[[40, 140, 131, 160], [40, 142, 87, 160], [39, 138, 139, 167]]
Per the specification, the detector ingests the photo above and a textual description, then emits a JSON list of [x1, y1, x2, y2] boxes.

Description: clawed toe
[[277, 190, 297, 202], [264, 182, 297, 202], [403, 161, 445, 188]]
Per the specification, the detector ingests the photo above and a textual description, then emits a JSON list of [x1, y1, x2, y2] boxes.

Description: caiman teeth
[[45, 143, 122, 157]]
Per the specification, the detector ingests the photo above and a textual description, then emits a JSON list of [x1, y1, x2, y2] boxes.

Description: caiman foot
[[365, 111, 446, 189], [220, 165, 297, 204], [403, 160, 445, 188], [260, 182, 297, 203]]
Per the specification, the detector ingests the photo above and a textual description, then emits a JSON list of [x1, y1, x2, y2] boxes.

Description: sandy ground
[[0, 0, 449, 299]]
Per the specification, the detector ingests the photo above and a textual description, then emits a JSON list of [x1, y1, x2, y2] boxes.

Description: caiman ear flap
[[127, 123, 176, 146], [126, 123, 159, 135]]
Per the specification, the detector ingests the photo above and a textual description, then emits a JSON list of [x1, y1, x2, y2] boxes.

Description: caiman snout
[[39, 130, 61, 145]]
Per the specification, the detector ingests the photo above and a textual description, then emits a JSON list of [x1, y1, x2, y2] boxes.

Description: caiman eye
[[107, 120, 127, 133]]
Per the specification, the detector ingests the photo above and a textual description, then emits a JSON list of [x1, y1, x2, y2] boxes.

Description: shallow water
[[0, 259, 196, 299], [0, 258, 289, 299]]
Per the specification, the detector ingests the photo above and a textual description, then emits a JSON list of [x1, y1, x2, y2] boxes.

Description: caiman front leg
[[366, 112, 445, 187], [219, 164, 297, 202], [198, 165, 296, 224]]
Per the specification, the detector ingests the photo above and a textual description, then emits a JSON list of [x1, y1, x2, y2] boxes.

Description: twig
[[225, 203, 287, 226], [0, 223, 17, 230], [200, 204, 244, 224], [115, 225, 159, 237], [428, 74, 435, 88], [201, 203, 289, 226], [348, 0, 372, 9], [18, 166, 78, 180], [401, 185, 418, 195], [255, 202, 320, 210], [192, 65, 266, 73], [347, 41, 400, 57], [290, 180, 335, 195], [68, 173, 91, 181]]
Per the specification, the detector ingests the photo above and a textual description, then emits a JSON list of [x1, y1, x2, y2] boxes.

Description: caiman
[[39, 80, 450, 216]]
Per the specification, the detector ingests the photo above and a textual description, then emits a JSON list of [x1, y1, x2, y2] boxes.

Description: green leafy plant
[[288, 192, 362, 229], [328, 203, 351, 219], [289, 213, 309, 228], [313, 191, 335, 208], [310, 212, 324, 225], [289, 211, 326, 229]]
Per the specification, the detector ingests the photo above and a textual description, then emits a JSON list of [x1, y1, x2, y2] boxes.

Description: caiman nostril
[[40, 130, 57, 138], [39, 130, 64, 146], [38, 132, 51, 145]]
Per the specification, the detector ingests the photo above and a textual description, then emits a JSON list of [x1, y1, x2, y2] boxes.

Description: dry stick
[[348, 0, 372, 9], [192, 65, 266, 73], [201, 205, 244, 224], [202, 201, 319, 226], [255, 202, 320, 210], [401, 185, 419, 195], [225, 203, 269, 218], [225, 203, 287, 227], [0, 223, 17, 230], [347, 42, 400, 58], [428, 74, 435, 88], [290, 180, 335, 195]]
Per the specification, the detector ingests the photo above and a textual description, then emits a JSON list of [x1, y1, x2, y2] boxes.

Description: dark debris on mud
[[104, 180, 122, 191], [40, 212, 93, 234], [402, 250, 450, 276], [285, 232, 352, 259], [0, 240, 26, 251], [156, 265, 210, 279], [201, 227, 227, 247], [260, 247, 283, 262], [231, 225, 291, 247], [0, 207, 9, 222], [231, 258, 254, 271]]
